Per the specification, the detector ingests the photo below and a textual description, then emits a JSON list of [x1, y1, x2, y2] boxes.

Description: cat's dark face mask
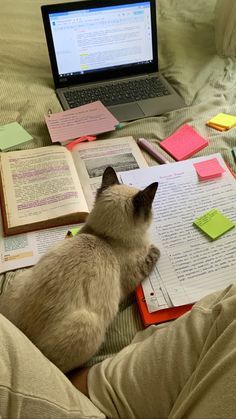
[[132, 182, 158, 221]]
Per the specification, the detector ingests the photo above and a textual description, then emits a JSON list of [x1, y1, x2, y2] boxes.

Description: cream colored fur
[[0, 167, 160, 373]]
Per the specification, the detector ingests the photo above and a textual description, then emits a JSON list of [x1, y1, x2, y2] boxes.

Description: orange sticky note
[[193, 158, 226, 180], [206, 122, 228, 132], [160, 125, 208, 161]]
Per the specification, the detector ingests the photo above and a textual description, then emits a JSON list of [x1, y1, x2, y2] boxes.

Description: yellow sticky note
[[193, 209, 235, 240], [207, 113, 236, 129]]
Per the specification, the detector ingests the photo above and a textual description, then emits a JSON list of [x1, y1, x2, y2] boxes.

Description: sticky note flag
[[160, 124, 208, 161], [65, 227, 81, 238], [193, 158, 225, 180], [207, 113, 236, 130], [193, 209, 235, 240], [0, 122, 32, 150], [66, 135, 96, 150], [69, 228, 80, 236]]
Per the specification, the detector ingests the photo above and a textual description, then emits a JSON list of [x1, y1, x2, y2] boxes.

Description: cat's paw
[[145, 245, 160, 273]]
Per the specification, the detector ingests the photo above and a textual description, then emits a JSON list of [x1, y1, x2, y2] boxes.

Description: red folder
[[135, 285, 193, 327]]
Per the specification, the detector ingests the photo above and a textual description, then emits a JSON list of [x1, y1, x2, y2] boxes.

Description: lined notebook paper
[[120, 153, 236, 313]]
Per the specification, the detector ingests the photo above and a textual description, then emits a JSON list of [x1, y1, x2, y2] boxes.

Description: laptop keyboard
[[63, 77, 170, 108]]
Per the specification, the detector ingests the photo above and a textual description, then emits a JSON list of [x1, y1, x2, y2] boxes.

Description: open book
[[0, 220, 85, 274], [120, 153, 236, 325], [0, 136, 148, 235]]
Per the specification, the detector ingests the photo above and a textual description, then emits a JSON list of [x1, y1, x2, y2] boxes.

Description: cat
[[0, 166, 160, 373]]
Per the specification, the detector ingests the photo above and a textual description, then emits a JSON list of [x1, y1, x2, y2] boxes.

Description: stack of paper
[[120, 153, 236, 319], [206, 113, 236, 131]]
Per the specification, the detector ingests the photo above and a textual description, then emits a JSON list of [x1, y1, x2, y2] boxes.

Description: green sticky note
[[0, 122, 32, 150], [193, 209, 235, 240]]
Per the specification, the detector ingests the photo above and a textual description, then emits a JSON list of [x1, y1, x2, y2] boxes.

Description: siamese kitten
[[0, 167, 160, 373]]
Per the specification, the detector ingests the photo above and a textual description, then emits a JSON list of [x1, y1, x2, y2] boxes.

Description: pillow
[[215, 0, 236, 57], [0, 314, 105, 419]]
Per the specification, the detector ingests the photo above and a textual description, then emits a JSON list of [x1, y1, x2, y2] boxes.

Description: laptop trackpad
[[109, 103, 145, 122]]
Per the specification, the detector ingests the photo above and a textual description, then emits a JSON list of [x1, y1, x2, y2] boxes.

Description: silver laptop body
[[42, 0, 185, 122]]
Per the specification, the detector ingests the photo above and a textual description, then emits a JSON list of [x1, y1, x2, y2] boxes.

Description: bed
[[1, 0, 236, 366]]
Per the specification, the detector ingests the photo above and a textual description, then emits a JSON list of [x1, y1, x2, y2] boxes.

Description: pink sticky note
[[193, 158, 226, 180], [160, 125, 208, 160]]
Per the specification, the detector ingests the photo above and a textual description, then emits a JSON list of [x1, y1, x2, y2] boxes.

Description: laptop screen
[[49, 2, 153, 77], [42, 0, 158, 87]]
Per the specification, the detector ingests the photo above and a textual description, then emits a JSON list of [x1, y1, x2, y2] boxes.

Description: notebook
[[135, 285, 193, 327], [41, 0, 185, 122]]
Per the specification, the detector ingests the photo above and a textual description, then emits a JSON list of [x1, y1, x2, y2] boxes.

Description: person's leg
[[0, 314, 104, 418], [71, 284, 236, 419]]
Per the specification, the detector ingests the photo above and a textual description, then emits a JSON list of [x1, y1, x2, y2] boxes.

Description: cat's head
[[87, 166, 158, 242]]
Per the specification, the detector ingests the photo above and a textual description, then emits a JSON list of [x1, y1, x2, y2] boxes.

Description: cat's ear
[[132, 182, 158, 219], [97, 167, 120, 197], [102, 166, 120, 189]]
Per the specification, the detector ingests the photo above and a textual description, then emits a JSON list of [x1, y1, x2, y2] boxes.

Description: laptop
[[41, 0, 185, 122]]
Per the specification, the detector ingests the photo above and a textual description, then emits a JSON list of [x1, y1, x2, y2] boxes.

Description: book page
[[120, 153, 236, 312], [71, 136, 148, 210], [0, 214, 83, 274], [0, 146, 88, 229]]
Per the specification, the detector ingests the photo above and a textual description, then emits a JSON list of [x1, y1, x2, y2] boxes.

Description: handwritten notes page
[[120, 153, 236, 312], [45, 101, 119, 143]]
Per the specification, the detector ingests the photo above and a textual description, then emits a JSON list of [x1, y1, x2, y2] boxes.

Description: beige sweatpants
[[1, 283, 236, 418], [88, 283, 236, 418]]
